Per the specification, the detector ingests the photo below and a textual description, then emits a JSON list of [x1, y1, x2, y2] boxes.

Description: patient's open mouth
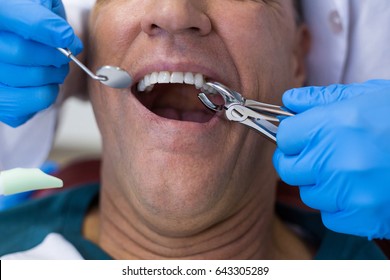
[[133, 71, 221, 123]]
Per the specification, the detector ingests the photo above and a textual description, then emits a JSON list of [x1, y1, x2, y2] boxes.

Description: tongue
[[182, 111, 214, 122], [153, 108, 181, 120], [140, 84, 215, 123], [153, 108, 214, 123]]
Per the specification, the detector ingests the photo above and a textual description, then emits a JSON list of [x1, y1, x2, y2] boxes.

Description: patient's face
[[89, 0, 306, 234]]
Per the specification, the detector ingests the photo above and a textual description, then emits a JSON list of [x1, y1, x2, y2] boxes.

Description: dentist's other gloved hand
[[0, 0, 82, 127], [273, 80, 390, 239]]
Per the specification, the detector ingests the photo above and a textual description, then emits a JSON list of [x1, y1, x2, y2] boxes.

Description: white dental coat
[[302, 0, 390, 85], [1, 0, 390, 170]]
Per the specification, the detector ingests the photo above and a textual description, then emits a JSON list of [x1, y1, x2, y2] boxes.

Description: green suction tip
[[0, 168, 63, 196]]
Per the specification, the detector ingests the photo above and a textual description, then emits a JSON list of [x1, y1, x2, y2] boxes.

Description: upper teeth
[[137, 71, 206, 92]]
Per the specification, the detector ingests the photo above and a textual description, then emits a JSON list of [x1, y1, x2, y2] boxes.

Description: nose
[[141, 0, 212, 36]]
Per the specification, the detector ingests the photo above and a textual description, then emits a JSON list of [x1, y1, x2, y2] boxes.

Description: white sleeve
[[62, 0, 96, 35], [302, 0, 390, 85], [0, 107, 58, 171], [341, 0, 390, 83], [301, 0, 350, 86]]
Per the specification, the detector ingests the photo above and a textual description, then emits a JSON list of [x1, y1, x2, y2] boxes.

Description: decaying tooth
[[145, 85, 154, 92], [201, 84, 218, 95], [201, 84, 210, 92]]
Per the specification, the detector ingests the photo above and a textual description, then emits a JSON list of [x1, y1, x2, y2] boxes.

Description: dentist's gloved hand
[[0, 0, 82, 127], [273, 80, 390, 239]]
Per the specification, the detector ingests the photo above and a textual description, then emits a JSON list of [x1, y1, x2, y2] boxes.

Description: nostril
[[189, 27, 201, 33], [147, 24, 161, 34]]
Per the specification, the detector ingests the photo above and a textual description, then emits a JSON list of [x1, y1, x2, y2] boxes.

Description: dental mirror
[[57, 47, 132, 89]]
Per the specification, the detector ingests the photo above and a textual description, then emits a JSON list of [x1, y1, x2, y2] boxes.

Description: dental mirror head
[[57, 47, 132, 89], [96, 66, 133, 89]]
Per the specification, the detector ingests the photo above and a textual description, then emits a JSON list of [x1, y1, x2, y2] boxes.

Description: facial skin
[[87, 0, 309, 259]]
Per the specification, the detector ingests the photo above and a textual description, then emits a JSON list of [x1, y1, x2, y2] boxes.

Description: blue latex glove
[[0, 0, 83, 127], [273, 80, 390, 239]]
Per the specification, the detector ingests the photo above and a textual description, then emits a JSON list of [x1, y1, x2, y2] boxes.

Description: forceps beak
[[197, 92, 223, 112], [198, 81, 244, 111]]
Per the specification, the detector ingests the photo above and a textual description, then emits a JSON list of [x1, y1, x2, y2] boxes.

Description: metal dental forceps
[[198, 82, 294, 143]]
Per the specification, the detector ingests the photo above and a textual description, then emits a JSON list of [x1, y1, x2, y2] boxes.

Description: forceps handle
[[227, 104, 293, 144], [251, 118, 279, 143], [244, 100, 294, 119]]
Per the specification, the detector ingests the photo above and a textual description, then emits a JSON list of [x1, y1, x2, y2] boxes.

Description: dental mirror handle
[[57, 47, 107, 82]]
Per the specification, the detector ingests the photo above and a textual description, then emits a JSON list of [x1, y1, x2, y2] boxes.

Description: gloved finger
[[0, 31, 68, 67], [299, 184, 339, 213], [0, 31, 83, 67], [320, 211, 387, 239], [282, 80, 390, 113], [50, 0, 67, 18], [273, 148, 316, 186], [0, 63, 69, 87], [0, 113, 35, 128], [0, 1, 75, 47], [282, 85, 346, 113], [276, 105, 326, 155], [0, 84, 59, 116]]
